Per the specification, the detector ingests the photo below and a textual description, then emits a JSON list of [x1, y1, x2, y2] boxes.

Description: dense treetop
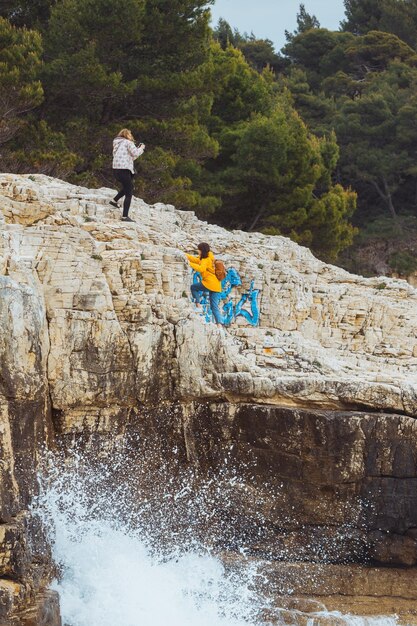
[[2, 0, 417, 268]]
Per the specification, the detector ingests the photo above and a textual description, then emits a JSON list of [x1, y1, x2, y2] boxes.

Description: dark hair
[[197, 242, 210, 259]]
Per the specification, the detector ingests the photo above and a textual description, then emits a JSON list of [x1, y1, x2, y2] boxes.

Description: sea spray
[[33, 445, 266, 626], [32, 443, 402, 626]]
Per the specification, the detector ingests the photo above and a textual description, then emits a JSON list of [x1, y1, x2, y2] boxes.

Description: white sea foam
[[33, 449, 402, 626], [50, 520, 254, 626], [34, 449, 263, 626]]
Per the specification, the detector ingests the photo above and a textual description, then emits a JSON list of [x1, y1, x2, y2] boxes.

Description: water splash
[[33, 446, 265, 626], [48, 521, 254, 626], [32, 445, 402, 626]]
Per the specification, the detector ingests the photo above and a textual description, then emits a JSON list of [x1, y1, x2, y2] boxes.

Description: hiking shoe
[[121, 216, 135, 223], [109, 200, 120, 208]]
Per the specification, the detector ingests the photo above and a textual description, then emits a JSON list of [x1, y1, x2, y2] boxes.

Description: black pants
[[113, 169, 134, 217]]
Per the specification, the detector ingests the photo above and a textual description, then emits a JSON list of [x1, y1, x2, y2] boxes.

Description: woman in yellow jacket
[[185, 242, 223, 326]]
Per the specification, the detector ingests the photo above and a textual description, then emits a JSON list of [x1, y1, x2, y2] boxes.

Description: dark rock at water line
[[180, 402, 417, 566]]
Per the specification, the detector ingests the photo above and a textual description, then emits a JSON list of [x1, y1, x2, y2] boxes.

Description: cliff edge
[[1, 174, 417, 624]]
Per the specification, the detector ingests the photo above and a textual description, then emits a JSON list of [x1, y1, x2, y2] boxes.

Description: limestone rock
[[1, 173, 417, 621], [14, 591, 61, 626], [258, 561, 417, 624], [1, 173, 417, 425]]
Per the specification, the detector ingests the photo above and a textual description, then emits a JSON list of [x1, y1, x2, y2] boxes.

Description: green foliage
[[285, 3, 321, 42], [334, 59, 417, 218], [282, 13, 417, 234], [238, 38, 283, 73], [284, 28, 341, 71], [210, 94, 356, 261], [0, 0, 55, 28], [213, 18, 239, 49], [283, 27, 417, 92], [280, 68, 336, 134], [305, 185, 358, 261], [389, 250, 417, 274], [353, 215, 406, 242], [344, 30, 417, 76], [208, 43, 274, 127], [378, 1, 417, 48], [213, 18, 284, 73], [43, 0, 145, 120], [135, 145, 219, 215], [4, 119, 79, 176], [0, 16, 43, 144], [295, 3, 320, 32], [341, 0, 384, 35], [342, 0, 417, 48], [138, 0, 213, 73], [1, 1, 361, 264], [339, 215, 417, 276]]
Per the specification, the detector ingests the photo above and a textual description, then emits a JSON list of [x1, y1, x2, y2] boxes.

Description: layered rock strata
[[257, 562, 417, 624], [1, 174, 417, 623], [182, 403, 417, 566]]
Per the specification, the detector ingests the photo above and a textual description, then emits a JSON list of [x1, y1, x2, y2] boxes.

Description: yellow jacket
[[186, 251, 222, 292]]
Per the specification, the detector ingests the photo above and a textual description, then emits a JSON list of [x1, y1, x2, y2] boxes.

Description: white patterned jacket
[[112, 137, 145, 174]]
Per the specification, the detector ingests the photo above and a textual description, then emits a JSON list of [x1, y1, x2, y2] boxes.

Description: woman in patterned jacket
[[110, 129, 145, 222]]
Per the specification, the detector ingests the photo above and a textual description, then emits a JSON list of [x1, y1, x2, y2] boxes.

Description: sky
[[210, 0, 346, 51]]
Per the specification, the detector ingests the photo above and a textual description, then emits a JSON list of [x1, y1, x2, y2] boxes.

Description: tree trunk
[[382, 177, 398, 220], [371, 179, 398, 220], [248, 208, 265, 232]]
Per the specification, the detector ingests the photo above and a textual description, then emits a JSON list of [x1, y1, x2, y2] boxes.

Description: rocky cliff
[[1, 173, 417, 624]]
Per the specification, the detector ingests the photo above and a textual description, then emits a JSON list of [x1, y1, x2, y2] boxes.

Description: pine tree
[[342, 0, 417, 48], [0, 0, 55, 28], [202, 46, 356, 261], [43, 0, 146, 121], [226, 106, 356, 262], [341, 0, 383, 34], [335, 61, 417, 220], [0, 17, 43, 144], [296, 3, 321, 32], [285, 3, 320, 43], [213, 19, 283, 73], [213, 18, 242, 49], [379, 0, 417, 48]]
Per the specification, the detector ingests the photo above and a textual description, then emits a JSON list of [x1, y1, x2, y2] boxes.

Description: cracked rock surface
[[1, 174, 417, 623], [2, 174, 417, 422]]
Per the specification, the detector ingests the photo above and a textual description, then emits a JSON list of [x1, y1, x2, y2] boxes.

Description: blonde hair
[[117, 128, 135, 142]]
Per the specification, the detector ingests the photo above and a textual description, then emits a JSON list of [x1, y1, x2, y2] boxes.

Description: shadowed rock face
[[179, 403, 417, 566], [0, 278, 49, 517], [1, 174, 417, 623], [0, 277, 56, 623]]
